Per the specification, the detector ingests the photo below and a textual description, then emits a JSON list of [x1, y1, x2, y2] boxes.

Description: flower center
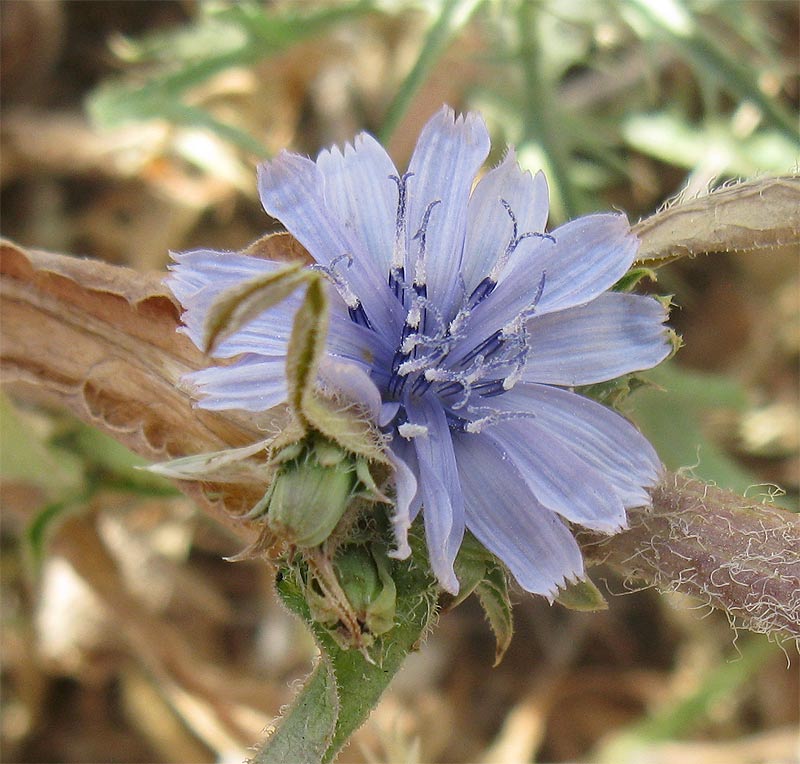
[[379, 175, 553, 431], [320, 173, 556, 434]]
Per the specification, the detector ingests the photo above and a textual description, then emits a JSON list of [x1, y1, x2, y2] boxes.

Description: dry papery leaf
[[633, 176, 800, 266], [0, 237, 297, 533]]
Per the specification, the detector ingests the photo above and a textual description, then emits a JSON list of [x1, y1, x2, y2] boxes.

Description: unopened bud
[[265, 439, 356, 547], [335, 544, 396, 638]]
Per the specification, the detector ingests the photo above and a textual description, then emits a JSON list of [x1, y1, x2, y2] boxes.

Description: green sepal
[[202, 262, 308, 353], [147, 439, 270, 483], [285, 275, 328, 423], [555, 576, 609, 612], [285, 275, 388, 465], [263, 452, 356, 548], [577, 373, 650, 409], [475, 564, 514, 667], [613, 266, 658, 292], [311, 543, 398, 643], [451, 532, 492, 607], [451, 534, 514, 666]]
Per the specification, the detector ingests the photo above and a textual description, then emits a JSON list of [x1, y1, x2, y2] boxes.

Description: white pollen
[[503, 367, 523, 390], [398, 423, 429, 439]]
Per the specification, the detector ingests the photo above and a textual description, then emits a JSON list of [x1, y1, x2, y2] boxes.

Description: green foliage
[[0, 397, 176, 568], [628, 362, 758, 496], [88, 1, 372, 156]]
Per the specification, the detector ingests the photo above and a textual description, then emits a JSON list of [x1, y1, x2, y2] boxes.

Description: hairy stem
[[581, 474, 800, 640]]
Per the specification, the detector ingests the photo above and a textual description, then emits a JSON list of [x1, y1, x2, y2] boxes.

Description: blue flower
[[168, 107, 671, 598]]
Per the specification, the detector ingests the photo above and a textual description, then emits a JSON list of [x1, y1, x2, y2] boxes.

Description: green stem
[[379, 0, 481, 143], [516, 2, 583, 219]]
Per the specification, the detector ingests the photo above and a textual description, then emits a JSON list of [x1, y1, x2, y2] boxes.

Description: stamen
[[473, 380, 505, 397], [412, 199, 441, 288], [500, 271, 547, 336], [446, 412, 471, 432], [468, 276, 495, 308], [487, 200, 555, 282], [348, 303, 372, 328], [389, 172, 413, 272], [462, 329, 504, 365], [388, 266, 405, 301], [464, 409, 537, 434], [308, 254, 372, 328]]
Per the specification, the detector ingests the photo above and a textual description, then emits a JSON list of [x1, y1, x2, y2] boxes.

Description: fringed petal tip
[[545, 568, 586, 604]]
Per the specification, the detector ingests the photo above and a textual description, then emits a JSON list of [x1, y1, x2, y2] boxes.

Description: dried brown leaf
[[0, 238, 290, 530], [633, 176, 800, 266]]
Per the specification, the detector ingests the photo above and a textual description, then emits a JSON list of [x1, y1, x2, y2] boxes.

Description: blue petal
[[406, 107, 491, 316], [492, 383, 662, 507], [384, 446, 416, 560], [317, 356, 382, 422], [453, 433, 583, 597], [466, 213, 637, 341], [522, 292, 670, 385], [484, 421, 627, 532], [316, 133, 399, 280], [462, 150, 549, 295], [184, 355, 287, 412], [386, 436, 423, 522], [405, 394, 465, 594], [168, 249, 284, 300], [169, 250, 383, 369], [168, 250, 297, 357], [258, 152, 399, 341]]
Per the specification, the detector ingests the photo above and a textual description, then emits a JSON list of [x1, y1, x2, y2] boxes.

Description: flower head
[[168, 107, 670, 597]]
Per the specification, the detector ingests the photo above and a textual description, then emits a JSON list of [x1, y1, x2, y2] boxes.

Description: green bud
[[305, 543, 397, 650], [335, 544, 396, 638], [266, 439, 356, 548]]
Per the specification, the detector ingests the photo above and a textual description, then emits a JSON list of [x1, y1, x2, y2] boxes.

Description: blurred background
[[1, 1, 798, 762]]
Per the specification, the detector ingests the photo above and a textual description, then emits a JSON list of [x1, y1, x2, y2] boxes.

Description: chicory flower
[[168, 107, 670, 597]]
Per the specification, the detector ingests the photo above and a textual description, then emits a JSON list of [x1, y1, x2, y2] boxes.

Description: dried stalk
[[2, 174, 799, 640]]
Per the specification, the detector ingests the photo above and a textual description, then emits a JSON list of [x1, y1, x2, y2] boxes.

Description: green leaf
[[555, 576, 609, 612]]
